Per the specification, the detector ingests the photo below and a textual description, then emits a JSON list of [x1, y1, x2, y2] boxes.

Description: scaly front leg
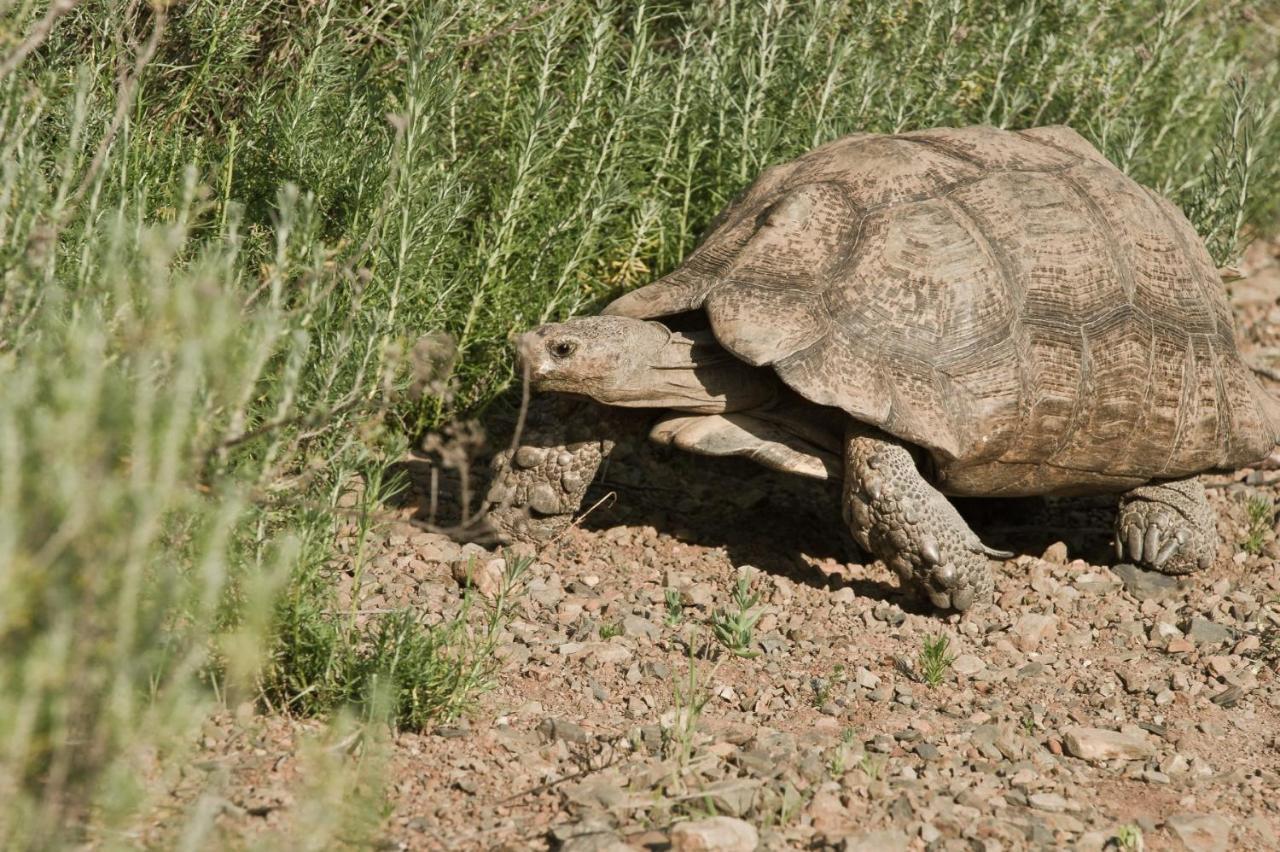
[[843, 424, 1002, 612], [483, 396, 642, 544]]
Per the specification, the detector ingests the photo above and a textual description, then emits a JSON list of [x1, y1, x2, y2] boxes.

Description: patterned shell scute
[[603, 125, 1279, 492]]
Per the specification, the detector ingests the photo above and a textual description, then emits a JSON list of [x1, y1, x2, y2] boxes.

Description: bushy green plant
[[264, 541, 530, 731], [1, 0, 1277, 846], [20, 0, 1280, 418]]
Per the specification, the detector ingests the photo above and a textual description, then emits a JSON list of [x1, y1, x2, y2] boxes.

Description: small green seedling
[[664, 587, 684, 626], [666, 643, 713, 767], [827, 745, 849, 777], [1242, 495, 1274, 555], [709, 571, 762, 658], [1112, 823, 1144, 851], [918, 633, 956, 687], [599, 620, 622, 640], [827, 726, 861, 777], [812, 663, 846, 706]]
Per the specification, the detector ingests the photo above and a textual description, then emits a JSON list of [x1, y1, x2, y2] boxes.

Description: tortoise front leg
[[843, 424, 998, 612], [1115, 477, 1216, 574], [483, 396, 643, 544]]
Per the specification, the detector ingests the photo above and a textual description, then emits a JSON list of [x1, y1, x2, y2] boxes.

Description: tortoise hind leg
[[1115, 477, 1216, 574], [843, 424, 999, 612]]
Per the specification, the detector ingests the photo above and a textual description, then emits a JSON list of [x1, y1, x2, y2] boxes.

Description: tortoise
[[482, 124, 1280, 611]]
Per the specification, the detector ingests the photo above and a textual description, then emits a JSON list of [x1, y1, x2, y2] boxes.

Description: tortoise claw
[[1144, 525, 1162, 564], [863, 474, 883, 501], [1115, 479, 1215, 576], [1126, 525, 1143, 561], [1153, 539, 1179, 567], [931, 562, 958, 589], [920, 535, 941, 566]]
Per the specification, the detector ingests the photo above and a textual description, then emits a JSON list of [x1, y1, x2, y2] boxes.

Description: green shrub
[[20, 0, 1280, 417]]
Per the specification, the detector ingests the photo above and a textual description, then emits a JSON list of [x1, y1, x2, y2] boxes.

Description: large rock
[[840, 830, 910, 851], [562, 778, 628, 812], [1011, 613, 1058, 652], [553, 817, 633, 852], [952, 654, 986, 676], [1042, 541, 1069, 564], [1073, 571, 1121, 594], [669, 817, 758, 852], [807, 790, 852, 837], [1167, 813, 1231, 852], [1061, 727, 1154, 762], [538, 717, 590, 744], [587, 641, 634, 665], [418, 534, 464, 563], [1185, 617, 1233, 648], [1029, 792, 1070, 813], [450, 554, 505, 598], [697, 779, 759, 818], [560, 835, 633, 852], [622, 615, 660, 642], [1112, 563, 1180, 601]]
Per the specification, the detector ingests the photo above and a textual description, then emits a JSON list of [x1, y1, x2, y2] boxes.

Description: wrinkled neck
[[603, 327, 780, 414]]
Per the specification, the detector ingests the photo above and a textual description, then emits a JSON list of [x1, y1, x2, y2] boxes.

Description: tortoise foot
[[844, 425, 995, 612], [1115, 478, 1215, 575], [484, 449, 594, 544], [483, 398, 617, 544]]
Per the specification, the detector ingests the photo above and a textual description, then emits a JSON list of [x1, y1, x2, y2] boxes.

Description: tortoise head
[[516, 316, 777, 413], [517, 316, 670, 403]]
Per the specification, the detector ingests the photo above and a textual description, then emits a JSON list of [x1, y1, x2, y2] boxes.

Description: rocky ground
[[160, 239, 1280, 851]]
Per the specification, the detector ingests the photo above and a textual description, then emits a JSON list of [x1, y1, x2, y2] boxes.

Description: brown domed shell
[[604, 125, 1280, 494]]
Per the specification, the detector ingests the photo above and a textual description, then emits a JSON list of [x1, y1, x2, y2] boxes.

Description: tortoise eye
[[548, 339, 577, 359]]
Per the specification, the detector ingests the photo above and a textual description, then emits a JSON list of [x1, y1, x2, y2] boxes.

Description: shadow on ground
[[395, 408, 1123, 610]]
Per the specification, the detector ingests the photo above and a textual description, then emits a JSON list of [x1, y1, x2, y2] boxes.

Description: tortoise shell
[[604, 125, 1280, 496]]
